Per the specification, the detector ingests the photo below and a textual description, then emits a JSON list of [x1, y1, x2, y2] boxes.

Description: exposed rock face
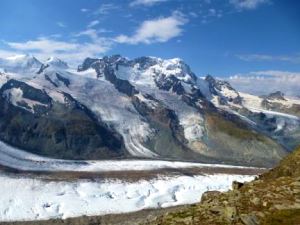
[[0, 80, 124, 159], [103, 66, 138, 97], [131, 94, 192, 160], [1, 79, 52, 115], [79, 56, 138, 96], [55, 73, 70, 87], [37, 64, 49, 74], [205, 74, 242, 105], [266, 91, 286, 101], [260, 91, 300, 118], [144, 146, 300, 225], [77, 57, 99, 72]]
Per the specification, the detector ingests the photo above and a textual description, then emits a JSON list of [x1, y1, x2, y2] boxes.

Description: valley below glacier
[[0, 141, 263, 222]]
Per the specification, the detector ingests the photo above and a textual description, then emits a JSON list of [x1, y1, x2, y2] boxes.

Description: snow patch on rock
[[2, 87, 48, 112]]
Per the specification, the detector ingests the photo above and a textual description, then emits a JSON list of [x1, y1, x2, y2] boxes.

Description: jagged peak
[[205, 75, 236, 90], [205, 74, 242, 105], [78, 55, 197, 82], [0, 54, 42, 73], [266, 91, 286, 101], [80, 55, 192, 70], [46, 56, 69, 69], [205, 74, 216, 82], [46, 56, 60, 62]]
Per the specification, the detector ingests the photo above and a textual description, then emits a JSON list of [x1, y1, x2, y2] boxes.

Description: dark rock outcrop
[[266, 91, 286, 101], [103, 66, 138, 97], [205, 75, 243, 105], [56, 73, 70, 87], [0, 80, 125, 160]]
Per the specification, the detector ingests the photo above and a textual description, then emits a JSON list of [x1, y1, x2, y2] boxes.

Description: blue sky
[[0, 0, 299, 77]]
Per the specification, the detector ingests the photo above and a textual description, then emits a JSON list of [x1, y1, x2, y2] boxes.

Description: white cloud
[[209, 8, 217, 15], [87, 20, 100, 28], [7, 38, 78, 52], [189, 12, 198, 18], [81, 8, 89, 12], [57, 22, 66, 28], [94, 3, 118, 15], [1, 11, 187, 66], [4, 35, 112, 66], [130, 0, 168, 7], [226, 70, 300, 97], [208, 8, 223, 18], [237, 54, 300, 64], [199, 8, 223, 24], [98, 28, 111, 33], [0, 49, 20, 58], [229, 0, 270, 10], [74, 29, 99, 41], [115, 12, 188, 44]]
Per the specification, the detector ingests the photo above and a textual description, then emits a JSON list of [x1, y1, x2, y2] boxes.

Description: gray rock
[[240, 214, 259, 225]]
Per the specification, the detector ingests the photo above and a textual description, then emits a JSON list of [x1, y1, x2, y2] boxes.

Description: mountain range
[[0, 54, 299, 167]]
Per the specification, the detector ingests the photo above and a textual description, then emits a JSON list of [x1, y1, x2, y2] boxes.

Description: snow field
[[0, 173, 254, 221]]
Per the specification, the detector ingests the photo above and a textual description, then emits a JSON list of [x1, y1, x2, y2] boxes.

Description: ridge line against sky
[[0, 0, 299, 77]]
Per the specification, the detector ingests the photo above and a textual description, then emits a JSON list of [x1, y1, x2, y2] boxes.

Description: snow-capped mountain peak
[[78, 55, 198, 95], [265, 91, 286, 101], [0, 54, 42, 73], [205, 74, 242, 106], [46, 57, 69, 69]]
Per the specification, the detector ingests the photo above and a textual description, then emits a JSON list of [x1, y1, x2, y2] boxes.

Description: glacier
[[0, 173, 254, 221]]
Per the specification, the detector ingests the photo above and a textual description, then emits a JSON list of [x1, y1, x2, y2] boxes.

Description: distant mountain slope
[[0, 54, 299, 167]]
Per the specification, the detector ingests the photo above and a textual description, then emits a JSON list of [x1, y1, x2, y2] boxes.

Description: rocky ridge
[[143, 146, 300, 225]]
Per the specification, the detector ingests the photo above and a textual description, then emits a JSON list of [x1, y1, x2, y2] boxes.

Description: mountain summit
[[0, 54, 42, 73], [46, 56, 69, 69]]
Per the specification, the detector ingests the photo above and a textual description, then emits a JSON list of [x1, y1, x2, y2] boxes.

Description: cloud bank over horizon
[[225, 70, 300, 97]]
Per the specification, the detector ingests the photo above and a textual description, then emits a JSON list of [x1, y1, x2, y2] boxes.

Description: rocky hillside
[[143, 146, 300, 225], [0, 54, 299, 167]]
